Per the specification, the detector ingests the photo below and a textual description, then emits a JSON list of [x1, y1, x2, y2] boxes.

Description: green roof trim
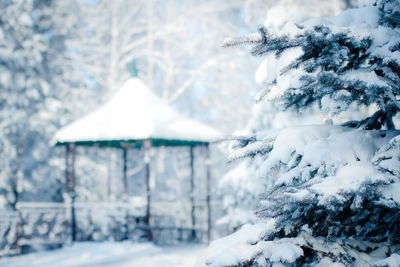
[[55, 138, 209, 148]]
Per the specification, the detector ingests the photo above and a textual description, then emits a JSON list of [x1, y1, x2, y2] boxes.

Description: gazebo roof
[[53, 78, 220, 148]]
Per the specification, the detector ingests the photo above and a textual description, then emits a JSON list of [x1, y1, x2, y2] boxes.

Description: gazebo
[[53, 77, 220, 242]]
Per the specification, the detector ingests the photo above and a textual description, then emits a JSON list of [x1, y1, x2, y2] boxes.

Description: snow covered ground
[[0, 242, 207, 267]]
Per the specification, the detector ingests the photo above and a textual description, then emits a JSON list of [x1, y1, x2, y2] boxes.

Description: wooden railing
[[0, 200, 220, 257]]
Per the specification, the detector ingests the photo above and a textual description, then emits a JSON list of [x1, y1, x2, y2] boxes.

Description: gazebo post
[[122, 145, 128, 197], [121, 143, 130, 240], [189, 145, 196, 241], [144, 139, 153, 240], [65, 143, 77, 242], [205, 143, 211, 243]]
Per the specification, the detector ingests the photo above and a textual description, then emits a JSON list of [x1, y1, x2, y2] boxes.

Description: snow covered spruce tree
[[217, 0, 352, 233], [200, 0, 400, 266]]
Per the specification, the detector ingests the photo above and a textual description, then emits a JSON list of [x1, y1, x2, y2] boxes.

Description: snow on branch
[[222, 25, 269, 48], [222, 33, 262, 48]]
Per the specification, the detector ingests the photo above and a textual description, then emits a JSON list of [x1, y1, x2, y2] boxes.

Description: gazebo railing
[[0, 210, 18, 257], [0, 199, 221, 257]]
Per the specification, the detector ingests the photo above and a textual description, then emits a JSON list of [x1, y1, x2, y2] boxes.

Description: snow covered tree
[[201, 0, 400, 266], [0, 0, 54, 208], [0, 0, 98, 208], [217, 0, 354, 234]]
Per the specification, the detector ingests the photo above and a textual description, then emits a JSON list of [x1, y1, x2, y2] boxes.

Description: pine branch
[[222, 25, 267, 48], [227, 140, 273, 163], [222, 33, 262, 48], [342, 104, 399, 130]]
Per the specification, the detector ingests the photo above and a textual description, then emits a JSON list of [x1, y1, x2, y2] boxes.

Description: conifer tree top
[[224, 0, 400, 130]]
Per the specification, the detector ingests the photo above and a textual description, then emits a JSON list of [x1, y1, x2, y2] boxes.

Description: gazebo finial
[[132, 60, 138, 77]]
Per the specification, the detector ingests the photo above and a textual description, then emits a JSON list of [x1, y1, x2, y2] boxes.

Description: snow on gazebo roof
[[54, 78, 220, 147]]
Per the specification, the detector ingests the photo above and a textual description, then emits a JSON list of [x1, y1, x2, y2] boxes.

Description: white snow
[[0, 242, 207, 267], [261, 0, 345, 32], [254, 48, 303, 102], [198, 221, 277, 267], [216, 161, 263, 232], [372, 253, 400, 267], [197, 220, 308, 267], [358, 0, 376, 7], [310, 161, 386, 203], [53, 78, 220, 144], [314, 257, 345, 267], [329, 6, 380, 29]]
